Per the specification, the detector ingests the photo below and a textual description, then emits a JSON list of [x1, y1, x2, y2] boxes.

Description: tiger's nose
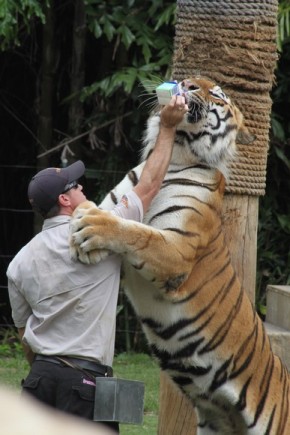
[[181, 79, 199, 93], [181, 79, 192, 90]]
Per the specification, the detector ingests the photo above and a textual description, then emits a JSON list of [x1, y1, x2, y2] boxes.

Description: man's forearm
[[133, 95, 188, 213], [133, 125, 176, 212]]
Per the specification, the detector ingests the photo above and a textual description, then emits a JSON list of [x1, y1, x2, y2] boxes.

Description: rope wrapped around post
[[173, 0, 278, 195]]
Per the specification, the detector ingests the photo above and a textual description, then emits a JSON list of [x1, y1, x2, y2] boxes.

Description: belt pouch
[[93, 377, 144, 424]]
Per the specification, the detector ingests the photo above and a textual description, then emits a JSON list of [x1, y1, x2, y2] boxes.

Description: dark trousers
[[22, 360, 119, 433]]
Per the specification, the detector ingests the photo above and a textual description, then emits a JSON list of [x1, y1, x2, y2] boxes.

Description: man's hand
[[160, 94, 188, 129]]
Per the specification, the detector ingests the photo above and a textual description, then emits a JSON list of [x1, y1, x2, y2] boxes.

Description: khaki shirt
[[7, 191, 143, 366]]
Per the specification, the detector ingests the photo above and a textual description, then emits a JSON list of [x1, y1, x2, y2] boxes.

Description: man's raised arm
[[133, 95, 188, 214]]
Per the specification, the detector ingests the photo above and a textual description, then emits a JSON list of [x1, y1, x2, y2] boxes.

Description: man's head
[[28, 160, 86, 218]]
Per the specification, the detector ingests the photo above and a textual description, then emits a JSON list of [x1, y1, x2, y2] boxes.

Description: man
[[6, 95, 187, 432]]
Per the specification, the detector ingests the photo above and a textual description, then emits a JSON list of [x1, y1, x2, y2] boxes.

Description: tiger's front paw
[[69, 202, 118, 264], [70, 200, 97, 234], [70, 243, 111, 265]]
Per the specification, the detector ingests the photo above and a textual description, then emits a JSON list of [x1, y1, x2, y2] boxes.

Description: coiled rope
[[173, 0, 278, 195]]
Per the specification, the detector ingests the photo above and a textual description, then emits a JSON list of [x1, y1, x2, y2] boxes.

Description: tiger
[[70, 76, 290, 434]]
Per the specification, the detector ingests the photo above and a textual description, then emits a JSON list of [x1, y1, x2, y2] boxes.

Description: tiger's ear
[[236, 125, 256, 145]]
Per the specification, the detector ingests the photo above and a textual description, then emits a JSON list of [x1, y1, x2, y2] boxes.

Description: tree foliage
[[277, 0, 290, 52], [0, 0, 176, 197], [82, 0, 175, 98], [0, 0, 48, 50]]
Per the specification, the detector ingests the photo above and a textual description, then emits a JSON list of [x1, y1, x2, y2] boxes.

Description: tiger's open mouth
[[186, 98, 208, 124], [187, 101, 203, 123]]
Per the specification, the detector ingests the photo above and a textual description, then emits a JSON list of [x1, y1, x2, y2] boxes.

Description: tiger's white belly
[[123, 259, 244, 413]]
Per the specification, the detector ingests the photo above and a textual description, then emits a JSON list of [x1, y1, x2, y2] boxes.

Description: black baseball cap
[[28, 160, 85, 214]]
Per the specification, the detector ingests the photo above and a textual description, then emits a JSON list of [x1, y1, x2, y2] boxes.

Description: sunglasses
[[62, 180, 78, 193]]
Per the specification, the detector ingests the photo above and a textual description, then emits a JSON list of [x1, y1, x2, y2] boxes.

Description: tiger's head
[[143, 76, 255, 178]]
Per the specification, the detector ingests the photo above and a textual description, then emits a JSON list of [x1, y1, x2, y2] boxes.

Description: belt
[[35, 354, 113, 377]]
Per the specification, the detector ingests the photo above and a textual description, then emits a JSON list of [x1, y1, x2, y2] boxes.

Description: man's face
[[64, 184, 87, 210]]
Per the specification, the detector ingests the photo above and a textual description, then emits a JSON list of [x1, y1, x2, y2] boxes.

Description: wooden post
[[158, 372, 198, 434], [222, 196, 259, 304], [158, 195, 259, 434]]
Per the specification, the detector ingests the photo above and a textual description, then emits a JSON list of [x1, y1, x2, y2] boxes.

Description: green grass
[[114, 353, 159, 434], [0, 349, 159, 435]]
